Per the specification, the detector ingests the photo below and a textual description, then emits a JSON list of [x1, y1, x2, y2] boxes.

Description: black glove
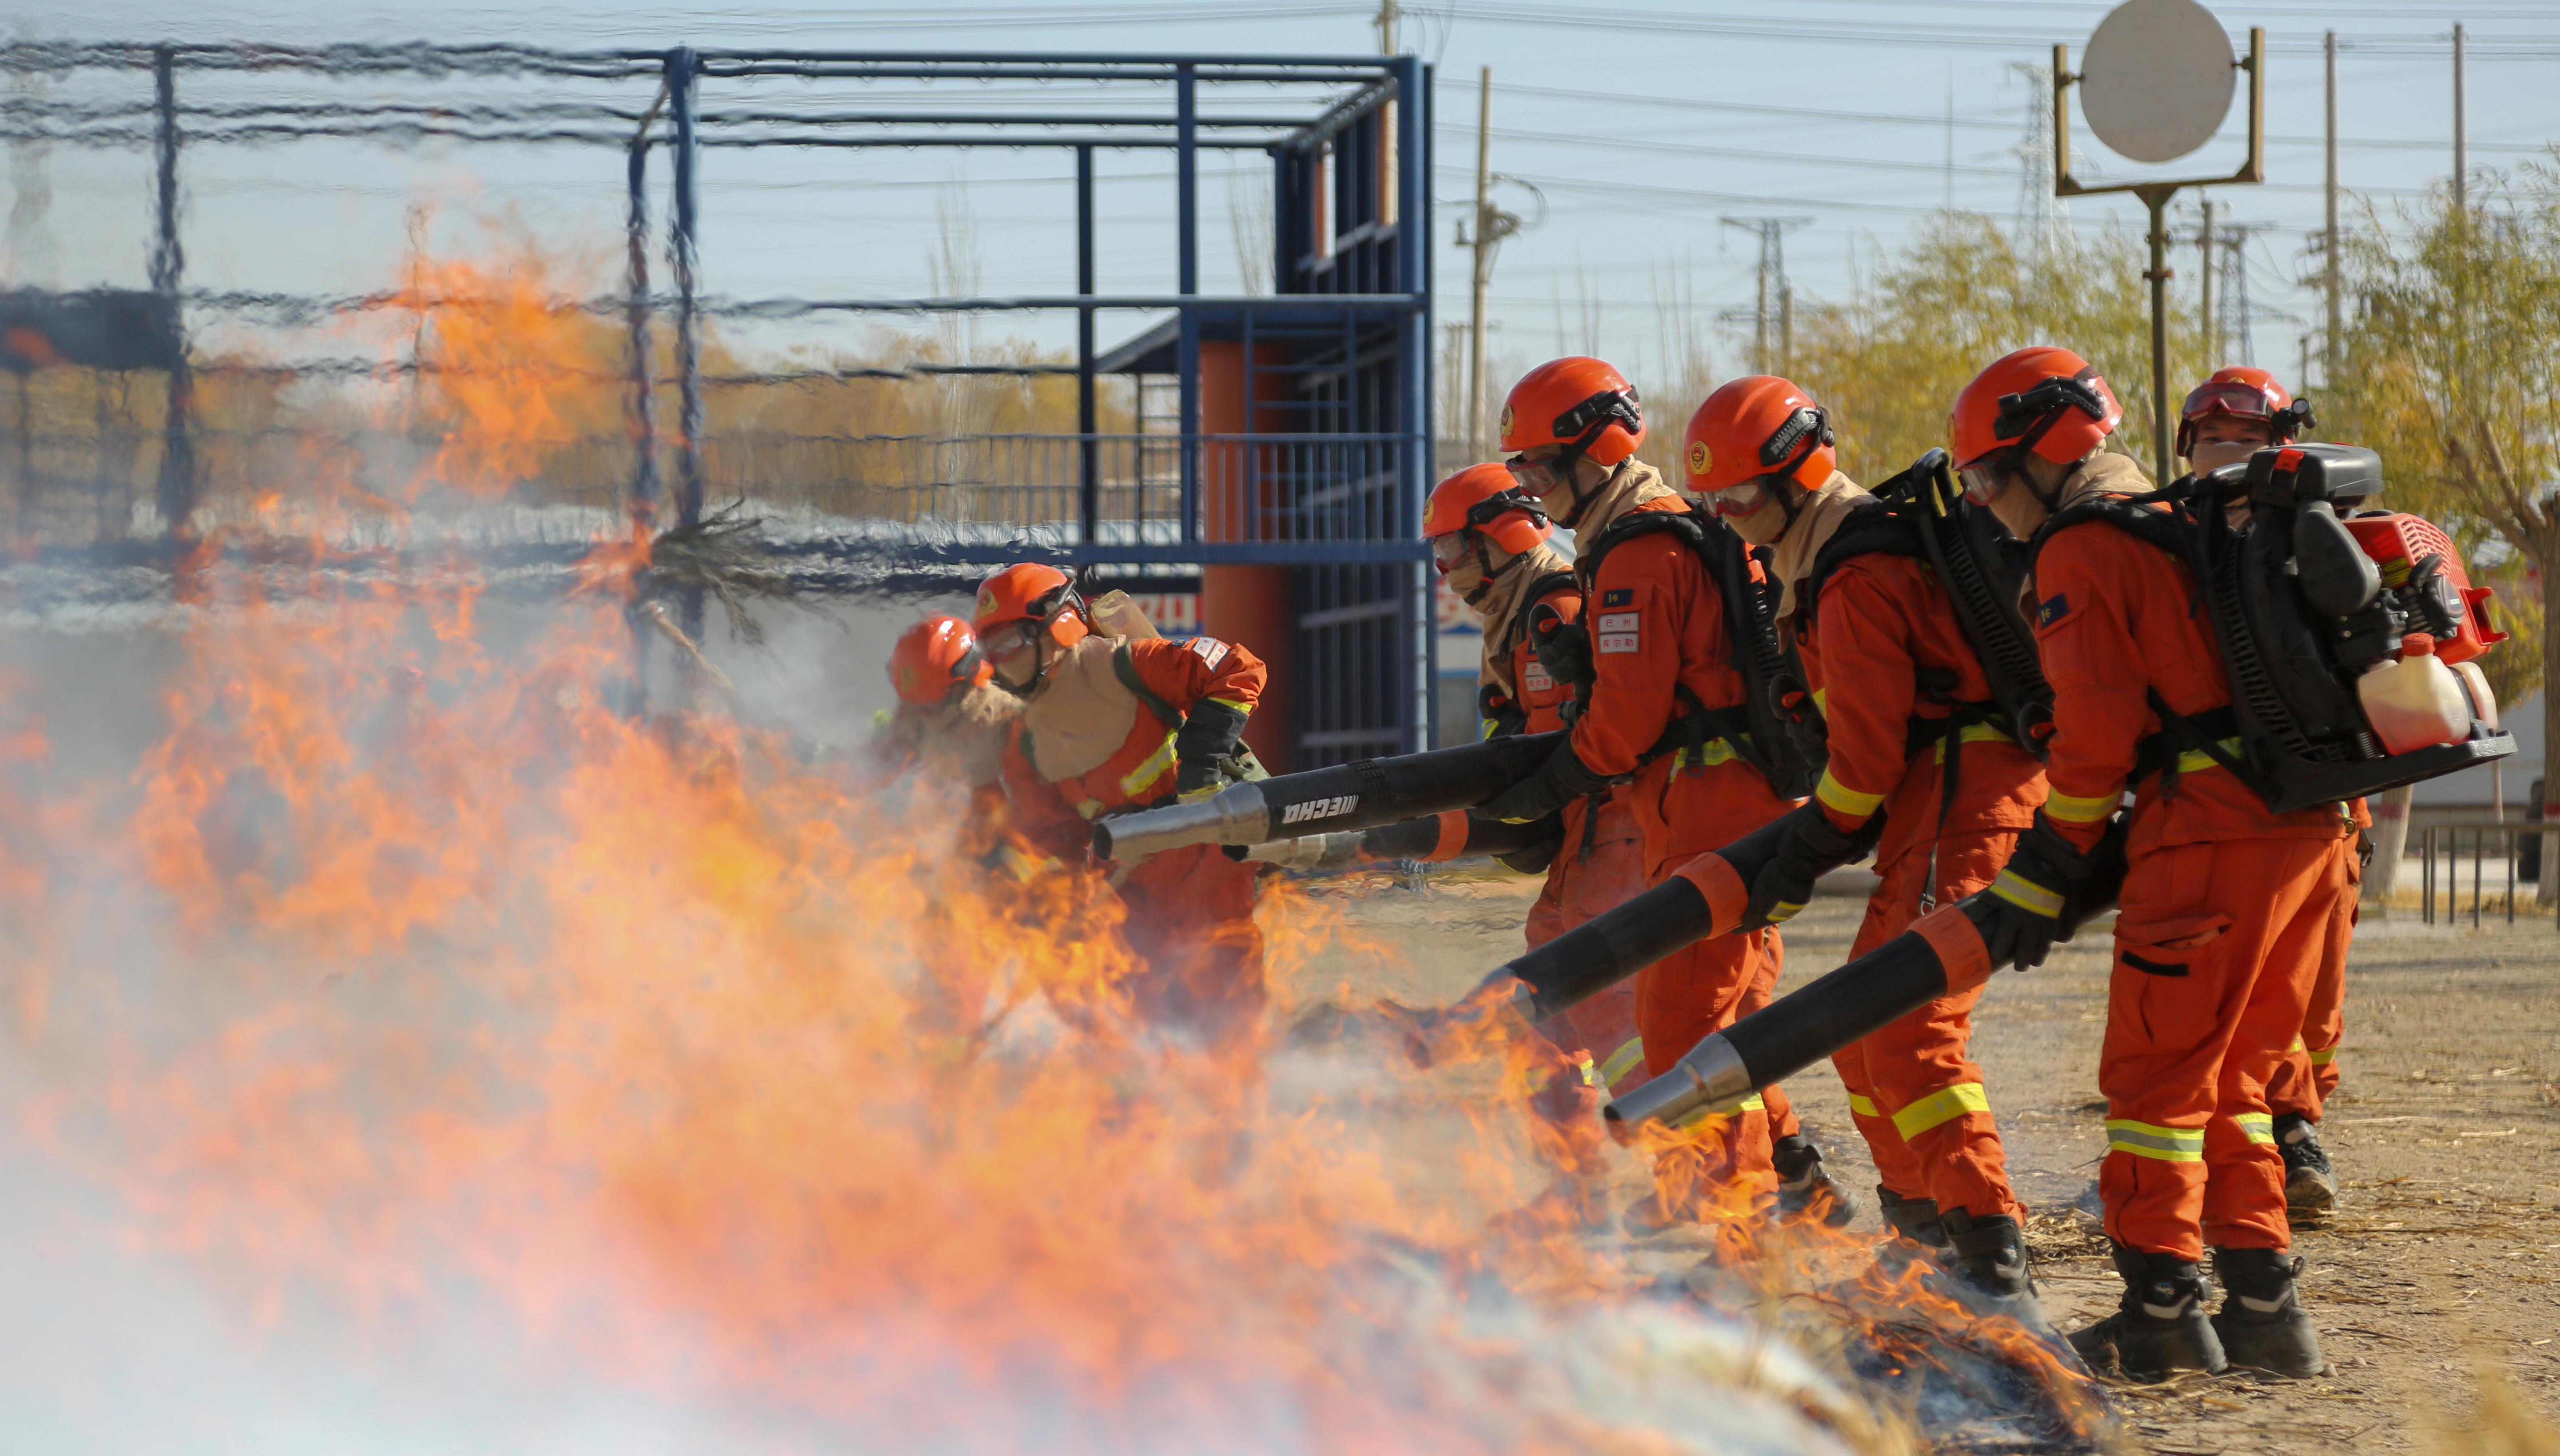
[[1493, 812, 1566, 875], [1174, 699, 1252, 800], [1979, 812, 2101, 970], [1477, 681, 1529, 740], [1768, 671, 1826, 766], [1477, 742, 1612, 825], [1743, 803, 1865, 930], [1528, 602, 1595, 692]]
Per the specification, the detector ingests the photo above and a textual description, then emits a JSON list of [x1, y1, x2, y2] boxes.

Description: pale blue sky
[[11, 0, 2554, 405]]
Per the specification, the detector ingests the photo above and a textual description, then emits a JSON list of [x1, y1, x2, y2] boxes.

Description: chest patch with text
[[1523, 660, 1555, 692], [1601, 588, 1633, 608], [1596, 610, 1641, 654]]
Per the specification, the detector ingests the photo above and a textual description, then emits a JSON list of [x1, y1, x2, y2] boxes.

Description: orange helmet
[[1498, 356, 1645, 467], [2177, 365, 2314, 458], [888, 613, 991, 706], [1949, 345, 2124, 472], [972, 562, 1090, 691], [1684, 376, 1836, 501], [1423, 462, 1552, 556]]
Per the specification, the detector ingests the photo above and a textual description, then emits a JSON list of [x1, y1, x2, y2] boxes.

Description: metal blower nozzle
[[1600, 1032, 1754, 1144], [1239, 831, 1365, 871], [1092, 781, 1270, 861]]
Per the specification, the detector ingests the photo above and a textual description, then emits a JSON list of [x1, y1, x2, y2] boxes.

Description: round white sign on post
[[2079, 0, 2236, 165]]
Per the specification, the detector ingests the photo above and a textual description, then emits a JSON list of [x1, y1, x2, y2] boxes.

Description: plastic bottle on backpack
[[2356, 632, 2472, 754], [1088, 589, 1160, 640], [2450, 658, 2499, 732]]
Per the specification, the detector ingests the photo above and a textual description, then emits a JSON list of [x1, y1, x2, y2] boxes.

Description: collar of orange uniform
[[1018, 634, 1141, 783], [1766, 470, 1871, 620], [2053, 450, 2152, 513], [1569, 458, 1681, 544], [1473, 539, 1573, 694]]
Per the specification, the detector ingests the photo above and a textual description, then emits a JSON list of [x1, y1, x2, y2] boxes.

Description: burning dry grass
[[0, 559, 1935, 1454]]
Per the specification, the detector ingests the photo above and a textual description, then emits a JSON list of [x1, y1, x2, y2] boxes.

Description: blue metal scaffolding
[[2, 42, 1439, 759]]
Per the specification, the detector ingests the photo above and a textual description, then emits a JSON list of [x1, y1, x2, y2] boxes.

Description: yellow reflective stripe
[[2232, 1112, 2276, 1146], [2288, 1036, 2306, 1052], [2308, 1048, 2336, 1067], [1928, 723, 2017, 760], [1670, 739, 1744, 772], [1815, 767, 1887, 819], [2106, 1118, 2205, 1162], [2046, 788, 2119, 824], [1075, 798, 1106, 819], [1596, 1037, 1647, 1089], [1669, 1090, 1767, 1130], [1118, 731, 1180, 797], [1572, 1053, 1602, 1088], [2174, 738, 2246, 776], [1847, 1093, 1881, 1118], [1204, 697, 1252, 714], [1812, 688, 1828, 716], [1989, 869, 2065, 917], [1891, 1082, 1992, 1140], [1481, 718, 1502, 740]]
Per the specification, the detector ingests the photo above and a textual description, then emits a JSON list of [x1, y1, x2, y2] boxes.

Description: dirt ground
[[1308, 869, 2560, 1454]]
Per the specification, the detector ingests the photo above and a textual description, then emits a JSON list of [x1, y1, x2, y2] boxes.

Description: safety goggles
[[977, 618, 1048, 663], [1959, 461, 2006, 505], [2180, 379, 2277, 424], [1428, 532, 1473, 573], [1699, 479, 1772, 520], [1503, 448, 1574, 500]]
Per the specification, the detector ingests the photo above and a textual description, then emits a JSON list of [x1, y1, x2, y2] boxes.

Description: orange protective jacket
[[1570, 495, 1795, 866], [1796, 553, 2044, 865], [2032, 492, 2365, 856], [999, 635, 1268, 860]]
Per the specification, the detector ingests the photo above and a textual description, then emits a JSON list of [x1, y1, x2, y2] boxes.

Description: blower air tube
[[1602, 820, 2130, 1139], [1471, 811, 1800, 1021], [1093, 731, 1564, 861]]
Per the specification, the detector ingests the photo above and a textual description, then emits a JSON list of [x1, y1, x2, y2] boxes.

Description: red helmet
[[972, 562, 1091, 688], [888, 613, 991, 706], [1423, 462, 1552, 556], [1684, 375, 1836, 496], [1498, 357, 1645, 467], [1949, 345, 2124, 471], [2177, 365, 2314, 458]]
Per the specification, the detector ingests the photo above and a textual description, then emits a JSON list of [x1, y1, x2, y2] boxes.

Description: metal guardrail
[[2413, 820, 2554, 930]]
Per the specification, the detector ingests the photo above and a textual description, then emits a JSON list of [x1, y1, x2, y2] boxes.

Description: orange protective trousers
[[2099, 833, 2359, 1258], [1116, 841, 1268, 1048], [1525, 789, 1652, 1094], [2265, 853, 2356, 1123], [1831, 829, 2024, 1221], [1631, 755, 1794, 1193]]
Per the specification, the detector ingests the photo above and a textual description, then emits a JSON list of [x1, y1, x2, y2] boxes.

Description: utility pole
[[2197, 196, 2217, 365], [1463, 68, 1520, 457], [2452, 22, 2467, 211], [1375, 0, 1399, 54], [1720, 216, 1812, 376], [2212, 220, 2280, 367], [2324, 29, 2340, 385], [2008, 60, 2067, 260]]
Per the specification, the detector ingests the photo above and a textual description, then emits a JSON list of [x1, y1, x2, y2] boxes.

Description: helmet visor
[[2181, 379, 2276, 423], [1428, 532, 1472, 574]]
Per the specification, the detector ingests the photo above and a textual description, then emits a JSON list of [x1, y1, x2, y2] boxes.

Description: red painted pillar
[[1198, 340, 1294, 773]]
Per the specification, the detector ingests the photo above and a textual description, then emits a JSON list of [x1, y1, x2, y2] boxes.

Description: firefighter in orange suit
[[880, 613, 1032, 1045], [1427, 463, 1652, 1123], [2177, 366, 2349, 1218], [1687, 375, 2041, 1308], [1956, 346, 2355, 1380], [1474, 357, 1800, 1227], [976, 564, 1272, 1045]]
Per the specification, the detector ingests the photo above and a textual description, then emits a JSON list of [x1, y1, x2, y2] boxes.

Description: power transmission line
[[1718, 216, 1812, 376]]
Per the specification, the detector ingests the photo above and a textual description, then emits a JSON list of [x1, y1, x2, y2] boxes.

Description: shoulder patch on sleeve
[[2035, 594, 2071, 629], [1601, 587, 1633, 608], [1189, 636, 1231, 668]]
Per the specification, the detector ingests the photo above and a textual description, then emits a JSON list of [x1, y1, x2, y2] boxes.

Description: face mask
[[2186, 438, 2262, 477], [1442, 554, 1489, 606]]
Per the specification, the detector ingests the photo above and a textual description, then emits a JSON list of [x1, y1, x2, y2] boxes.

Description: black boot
[[2067, 1244, 2227, 1381], [1873, 1185, 1948, 1272], [2274, 1113, 2337, 1217], [1770, 1134, 1860, 1227], [1937, 1209, 2053, 1329], [2211, 1247, 2326, 1378]]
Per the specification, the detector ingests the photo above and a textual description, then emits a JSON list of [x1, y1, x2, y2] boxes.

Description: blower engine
[[2193, 443, 2512, 812]]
